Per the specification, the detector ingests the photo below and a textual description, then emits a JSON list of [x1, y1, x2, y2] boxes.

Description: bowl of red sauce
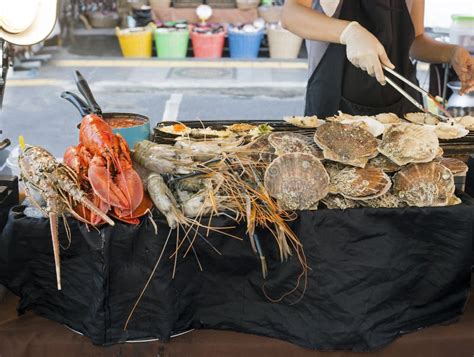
[[103, 112, 150, 149]]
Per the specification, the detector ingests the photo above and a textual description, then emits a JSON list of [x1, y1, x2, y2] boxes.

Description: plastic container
[[154, 29, 190, 58], [258, 5, 282, 23], [450, 15, 474, 52], [236, 0, 260, 10], [150, 0, 172, 9], [228, 29, 264, 59], [116, 27, 153, 58], [191, 29, 226, 58], [267, 27, 302, 59]]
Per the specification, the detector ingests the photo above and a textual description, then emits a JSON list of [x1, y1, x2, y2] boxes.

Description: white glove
[[340, 21, 395, 85]]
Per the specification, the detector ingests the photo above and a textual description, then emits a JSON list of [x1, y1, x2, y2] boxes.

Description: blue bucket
[[228, 30, 264, 59]]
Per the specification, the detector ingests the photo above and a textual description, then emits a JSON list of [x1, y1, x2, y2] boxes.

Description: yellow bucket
[[116, 26, 153, 58]]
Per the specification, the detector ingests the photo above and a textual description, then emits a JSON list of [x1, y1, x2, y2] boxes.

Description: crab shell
[[330, 167, 392, 200], [393, 162, 455, 207], [264, 153, 329, 210], [378, 123, 439, 166], [268, 132, 323, 159], [436, 157, 468, 176], [314, 122, 379, 168]]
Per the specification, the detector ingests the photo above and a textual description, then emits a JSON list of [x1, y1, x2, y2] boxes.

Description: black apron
[[305, 0, 422, 117]]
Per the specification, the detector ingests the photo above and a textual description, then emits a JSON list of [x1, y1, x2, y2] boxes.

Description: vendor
[[281, 0, 474, 117]]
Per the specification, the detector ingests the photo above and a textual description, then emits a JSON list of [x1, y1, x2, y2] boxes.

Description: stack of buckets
[[228, 25, 264, 59], [155, 23, 190, 58], [190, 25, 226, 58], [116, 26, 154, 58]]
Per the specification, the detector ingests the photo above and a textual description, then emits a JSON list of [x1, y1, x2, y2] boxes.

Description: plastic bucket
[[228, 30, 264, 59], [154, 30, 189, 58], [191, 30, 226, 58], [267, 28, 302, 59], [116, 27, 153, 58]]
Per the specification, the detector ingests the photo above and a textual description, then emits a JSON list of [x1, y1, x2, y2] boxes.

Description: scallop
[[264, 153, 329, 210], [454, 115, 474, 131], [283, 115, 325, 128], [330, 167, 392, 200], [378, 123, 439, 166], [436, 157, 468, 176], [435, 122, 469, 140], [393, 162, 455, 207], [405, 112, 440, 125], [314, 122, 379, 168], [321, 194, 359, 209], [241, 134, 276, 163], [375, 113, 401, 124], [359, 192, 403, 208], [367, 154, 401, 173], [340, 116, 385, 137], [268, 132, 323, 159]]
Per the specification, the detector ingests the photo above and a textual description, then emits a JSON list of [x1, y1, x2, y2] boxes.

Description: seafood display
[[15, 109, 470, 295], [19, 146, 114, 290]]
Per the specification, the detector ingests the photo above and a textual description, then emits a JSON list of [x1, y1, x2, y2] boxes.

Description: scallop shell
[[448, 195, 462, 206], [321, 194, 359, 209], [392, 162, 455, 207], [268, 132, 323, 159], [340, 117, 385, 137], [436, 157, 468, 176], [375, 113, 401, 124], [434, 122, 469, 140], [241, 134, 276, 163], [405, 112, 440, 125], [378, 123, 439, 166], [284, 115, 325, 128], [330, 167, 392, 200], [367, 154, 401, 173], [264, 153, 329, 210], [454, 115, 474, 131], [359, 192, 403, 208], [314, 122, 379, 168]]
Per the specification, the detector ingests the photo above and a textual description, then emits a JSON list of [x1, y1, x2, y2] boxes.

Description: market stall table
[[0, 274, 473, 357]]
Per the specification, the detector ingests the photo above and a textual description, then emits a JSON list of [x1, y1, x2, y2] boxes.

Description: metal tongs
[[383, 65, 451, 122]]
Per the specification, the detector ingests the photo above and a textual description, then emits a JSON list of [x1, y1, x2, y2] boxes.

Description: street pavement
[[0, 48, 307, 161]]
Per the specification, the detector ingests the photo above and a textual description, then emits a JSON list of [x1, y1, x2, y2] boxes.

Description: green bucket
[[154, 29, 189, 58]]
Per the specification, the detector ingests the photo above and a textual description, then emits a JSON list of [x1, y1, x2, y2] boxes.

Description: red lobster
[[64, 114, 151, 225]]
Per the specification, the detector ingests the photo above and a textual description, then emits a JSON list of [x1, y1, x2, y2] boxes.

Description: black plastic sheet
[[0, 196, 473, 351]]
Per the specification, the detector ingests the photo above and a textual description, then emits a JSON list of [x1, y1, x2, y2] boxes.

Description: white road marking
[[161, 93, 183, 122]]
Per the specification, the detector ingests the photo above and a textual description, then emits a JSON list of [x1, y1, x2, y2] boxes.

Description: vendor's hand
[[340, 21, 395, 85], [451, 46, 474, 95]]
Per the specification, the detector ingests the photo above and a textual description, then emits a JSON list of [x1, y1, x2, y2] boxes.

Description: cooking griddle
[[153, 120, 474, 156]]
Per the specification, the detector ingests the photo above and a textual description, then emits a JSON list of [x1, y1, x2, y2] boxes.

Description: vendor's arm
[[281, 0, 394, 84], [409, 0, 474, 94]]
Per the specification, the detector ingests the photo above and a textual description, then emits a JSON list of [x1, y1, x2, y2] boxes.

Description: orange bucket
[[191, 28, 226, 59]]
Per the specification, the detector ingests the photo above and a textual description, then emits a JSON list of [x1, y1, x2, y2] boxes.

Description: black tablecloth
[[0, 197, 473, 352]]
